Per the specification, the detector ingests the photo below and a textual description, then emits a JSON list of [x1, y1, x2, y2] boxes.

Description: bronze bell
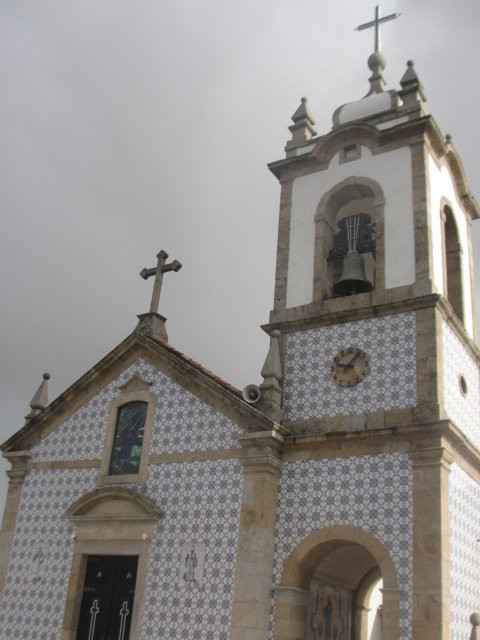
[[333, 251, 373, 297]]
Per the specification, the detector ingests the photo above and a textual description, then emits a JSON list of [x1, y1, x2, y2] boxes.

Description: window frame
[[98, 376, 157, 486]]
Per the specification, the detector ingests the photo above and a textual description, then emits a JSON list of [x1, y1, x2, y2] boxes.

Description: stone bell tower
[[260, 10, 480, 640]]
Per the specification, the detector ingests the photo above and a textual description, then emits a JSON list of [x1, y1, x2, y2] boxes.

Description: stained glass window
[[109, 401, 148, 475]]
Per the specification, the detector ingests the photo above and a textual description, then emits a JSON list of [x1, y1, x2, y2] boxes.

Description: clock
[[331, 347, 370, 387]]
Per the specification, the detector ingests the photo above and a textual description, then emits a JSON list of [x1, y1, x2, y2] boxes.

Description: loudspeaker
[[242, 384, 261, 404]]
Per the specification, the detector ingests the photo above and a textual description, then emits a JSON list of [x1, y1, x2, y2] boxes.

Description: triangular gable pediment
[[3, 330, 274, 453]]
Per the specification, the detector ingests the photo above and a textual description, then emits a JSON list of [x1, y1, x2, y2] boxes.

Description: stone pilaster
[[0, 451, 31, 597], [410, 446, 452, 640], [230, 430, 283, 640]]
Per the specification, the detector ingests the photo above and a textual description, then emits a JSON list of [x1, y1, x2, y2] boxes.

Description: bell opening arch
[[313, 177, 385, 302]]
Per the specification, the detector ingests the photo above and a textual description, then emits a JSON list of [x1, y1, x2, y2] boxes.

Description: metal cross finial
[[355, 5, 401, 53], [140, 250, 182, 314]]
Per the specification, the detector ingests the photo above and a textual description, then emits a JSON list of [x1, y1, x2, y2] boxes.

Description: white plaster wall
[[427, 154, 474, 336], [286, 146, 415, 307]]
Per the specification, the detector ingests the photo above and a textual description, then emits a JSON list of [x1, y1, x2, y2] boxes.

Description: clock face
[[331, 347, 370, 387]]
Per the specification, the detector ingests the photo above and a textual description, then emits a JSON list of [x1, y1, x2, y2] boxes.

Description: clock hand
[[345, 351, 361, 367]]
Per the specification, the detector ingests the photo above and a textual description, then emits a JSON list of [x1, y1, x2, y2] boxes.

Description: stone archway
[[274, 525, 400, 640]]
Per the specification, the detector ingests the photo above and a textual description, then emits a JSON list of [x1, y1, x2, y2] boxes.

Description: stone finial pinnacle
[[399, 60, 427, 105], [287, 97, 317, 149], [470, 613, 480, 640], [258, 329, 283, 421], [366, 51, 387, 95], [25, 373, 50, 422]]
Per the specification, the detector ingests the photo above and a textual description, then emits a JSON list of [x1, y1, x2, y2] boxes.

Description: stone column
[[274, 585, 309, 640], [0, 451, 31, 597], [230, 430, 283, 640], [410, 446, 452, 640]]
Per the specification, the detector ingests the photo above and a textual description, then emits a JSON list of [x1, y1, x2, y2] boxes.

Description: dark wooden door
[[76, 555, 138, 640]]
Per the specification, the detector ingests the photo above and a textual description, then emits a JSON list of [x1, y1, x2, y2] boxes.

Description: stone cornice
[[265, 291, 438, 334], [264, 291, 480, 364], [268, 113, 479, 220], [4, 450, 31, 484], [409, 447, 454, 471], [238, 429, 284, 476], [280, 420, 480, 473]]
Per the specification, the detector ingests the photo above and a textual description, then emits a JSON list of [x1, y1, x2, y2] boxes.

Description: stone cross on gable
[[355, 5, 401, 53], [140, 250, 182, 314]]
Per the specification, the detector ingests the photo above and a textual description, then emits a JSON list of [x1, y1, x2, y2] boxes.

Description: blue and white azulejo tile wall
[[0, 468, 98, 639], [442, 321, 480, 449], [32, 358, 243, 463], [270, 453, 413, 640], [449, 464, 480, 640], [140, 459, 243, 640], [0, 459, 243, 640], [283, 312, 417, 421]]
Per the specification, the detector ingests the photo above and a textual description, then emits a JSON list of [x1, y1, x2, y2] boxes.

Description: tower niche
[[441, 203, 464, 324], [313, 178, 383, 303]]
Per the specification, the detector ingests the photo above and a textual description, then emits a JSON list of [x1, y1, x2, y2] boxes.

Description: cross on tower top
[[135, 250, 182, 343], [140, 250, 182, 315], [355, 5, 401, 53]]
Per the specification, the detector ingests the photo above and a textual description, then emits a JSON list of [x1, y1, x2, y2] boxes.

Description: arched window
[[109, 401, 148, 476], [99, 374, 157, 485], [442, 205, 464, 323]]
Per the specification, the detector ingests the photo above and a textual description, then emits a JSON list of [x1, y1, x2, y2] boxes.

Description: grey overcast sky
[[0, 0, 479, 508]]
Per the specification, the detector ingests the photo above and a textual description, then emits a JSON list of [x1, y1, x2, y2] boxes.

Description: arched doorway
[[274, 526, 400, 640]]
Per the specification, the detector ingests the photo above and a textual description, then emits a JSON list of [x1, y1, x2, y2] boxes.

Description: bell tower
[[263, 15, 480, 640]]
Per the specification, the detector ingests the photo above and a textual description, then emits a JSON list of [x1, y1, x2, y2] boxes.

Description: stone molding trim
[[269, 115, 480, 225], [98, 375, 157, 486], [238, 429, 284, 477], [0, 451, 32, 596], [313, 123, 380, 167], [66, 486, 162, 523], [63, 486, 161, 640]]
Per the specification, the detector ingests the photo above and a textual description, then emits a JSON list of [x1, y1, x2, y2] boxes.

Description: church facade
[[0, 29, 480, 640]]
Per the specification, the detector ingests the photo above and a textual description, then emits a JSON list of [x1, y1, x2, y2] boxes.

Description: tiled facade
[[442, 321, 480, 450], [32, 359, 242, 462], [0, 459, 243, 640], [283, 312, 417, 421], [141, 460, 243, 640], [271, 454, 413, 640], [0, 468, 97, 639], [449, 464, 480, 640]]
